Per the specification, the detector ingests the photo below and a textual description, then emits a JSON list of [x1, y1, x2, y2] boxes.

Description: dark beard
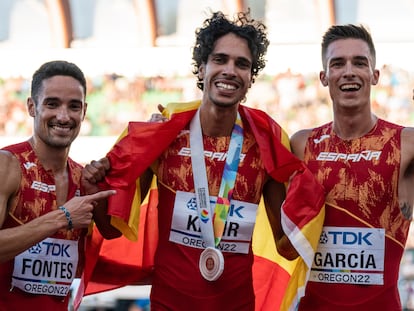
[[211, 98, 240, 108]]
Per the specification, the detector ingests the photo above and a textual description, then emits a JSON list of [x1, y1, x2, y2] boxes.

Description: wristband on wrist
[[58, 206, 73, 230]]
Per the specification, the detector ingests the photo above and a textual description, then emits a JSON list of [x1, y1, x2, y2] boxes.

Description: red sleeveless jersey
[[151, 123, 266, 311], [0, 141, 85, 311], [299, 119, 410, 311]]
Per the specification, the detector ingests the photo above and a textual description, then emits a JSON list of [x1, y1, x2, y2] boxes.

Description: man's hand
[[81, 157, 111, 194], [63, 190, 116, 229], [149, 104, 167, 122]]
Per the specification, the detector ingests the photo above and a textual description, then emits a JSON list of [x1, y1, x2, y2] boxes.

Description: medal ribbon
[[190, 108, 243, 247]]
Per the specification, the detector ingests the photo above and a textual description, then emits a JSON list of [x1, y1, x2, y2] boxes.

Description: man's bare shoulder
[[0, 150, 21, 227], [291, 128, 313, 142], [401, 126, 414, 138], [290, 128, 313, 159], [401, 127, 414, 157], [0, 149, 19, 165], [0, 150, 21, 188]]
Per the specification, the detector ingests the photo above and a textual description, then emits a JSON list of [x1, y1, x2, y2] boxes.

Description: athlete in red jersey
[[291, 24, 414, 310], [81, 11, 325, 311], [150, 121, 265, 309], [0, 61, 115, 311]]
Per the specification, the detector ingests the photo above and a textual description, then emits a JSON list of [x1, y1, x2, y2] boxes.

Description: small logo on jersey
[[178, 147, 246, 162], [31, 181, 56, 193], [316, 150, 381, 162], [28, 243, 42, 254], [313, 134, 330, 144], [23, 162, 37, 170]]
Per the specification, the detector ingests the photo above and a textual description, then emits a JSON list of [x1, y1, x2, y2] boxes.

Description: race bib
[[12, 237, 79, 297], [310, 226, 385, 285], [170, 191, 258, 254]]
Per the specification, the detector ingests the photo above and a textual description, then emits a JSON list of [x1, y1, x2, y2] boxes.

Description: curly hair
[[192, 10, 269, 90]]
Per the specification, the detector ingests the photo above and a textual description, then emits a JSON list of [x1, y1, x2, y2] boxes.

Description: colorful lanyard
[[189, 108, 244, 247]]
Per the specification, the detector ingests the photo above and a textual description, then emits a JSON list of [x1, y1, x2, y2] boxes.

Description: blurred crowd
[[0, 64, 413, 138]]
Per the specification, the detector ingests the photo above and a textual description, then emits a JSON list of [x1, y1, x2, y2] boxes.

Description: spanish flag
[[75, 101, 325, 311]]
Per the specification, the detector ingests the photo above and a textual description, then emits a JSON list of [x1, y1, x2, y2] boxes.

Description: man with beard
[[80, 11, 325, 311], [0, 60, 116, 311]]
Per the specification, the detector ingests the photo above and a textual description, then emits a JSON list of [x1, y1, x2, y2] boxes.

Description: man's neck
[[332, 113, 377, 140], [199, 104, 239, 137], [28, 137, 69, 173]]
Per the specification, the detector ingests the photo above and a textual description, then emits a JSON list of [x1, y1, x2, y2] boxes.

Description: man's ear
[[371, 69, 380, 86], [82, 102, 88, 121], [27, 98, 36, 117], [320, 71, 328, 86], [198, 64, 205, 80]]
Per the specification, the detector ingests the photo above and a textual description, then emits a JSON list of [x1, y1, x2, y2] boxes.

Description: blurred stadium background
[[1, 0, 414, 310]]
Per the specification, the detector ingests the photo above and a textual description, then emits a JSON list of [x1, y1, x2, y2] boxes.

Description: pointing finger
[[86, 190, 116, 201]]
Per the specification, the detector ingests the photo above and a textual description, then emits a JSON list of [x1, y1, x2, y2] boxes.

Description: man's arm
[[0, 151, 116, 263], [262, 178, 299, 260], [399, 127, 414, 220], [290, 129, 312, 160]]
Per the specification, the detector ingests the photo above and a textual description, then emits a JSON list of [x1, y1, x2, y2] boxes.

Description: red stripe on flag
[[253, 255, 291, 310]]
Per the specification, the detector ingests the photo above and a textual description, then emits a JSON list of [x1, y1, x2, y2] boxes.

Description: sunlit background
[[1, 0, 414, 310]]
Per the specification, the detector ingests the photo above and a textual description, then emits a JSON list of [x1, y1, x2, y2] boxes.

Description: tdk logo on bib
[[28, 241, 72, 257], [318, 227, 383, 248], [320, 230, 374, 246]]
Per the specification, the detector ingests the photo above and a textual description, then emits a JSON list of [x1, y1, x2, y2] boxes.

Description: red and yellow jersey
[[150, 122, 265, 309], [0, 141, 85, 311], [77, 101, 325, 311], [299, 119, 410, 310]]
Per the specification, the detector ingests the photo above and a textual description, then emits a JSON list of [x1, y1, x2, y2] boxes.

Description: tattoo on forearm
[[400, 202, 413, 220]]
